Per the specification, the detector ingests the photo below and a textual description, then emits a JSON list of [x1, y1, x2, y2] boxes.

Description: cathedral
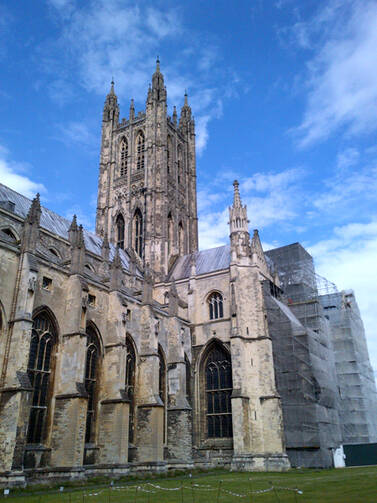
[[0, 60, 376, 485]]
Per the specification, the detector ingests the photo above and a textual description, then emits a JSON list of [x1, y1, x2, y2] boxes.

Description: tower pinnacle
[[232, 180, 242, 208]]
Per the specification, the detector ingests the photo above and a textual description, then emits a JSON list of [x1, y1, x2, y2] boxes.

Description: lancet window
[[116, 214, 125, 249], [136, 132, 145, 171], [26, 312, 56, 444], [167, 135, 172, 175], [125, 336, 136, 443], [168, 212, 173, 254], [205, 344, 233, 438], [133, 209, 143, 258], [208, 292, 224, 320], [178, 221, 184, 256], [84, 327, 100, 444], [158, 347, 167, 443], [120, 137, 128, 177], [177, 144, 182, 184]]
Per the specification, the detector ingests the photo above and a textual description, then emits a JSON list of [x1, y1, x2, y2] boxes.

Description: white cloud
[[309, 220, 377, 372], [55, 122, 97, 149], [42, 0, 238, 156], [293, 1, 377, 146], [0, 145, 45, 198]]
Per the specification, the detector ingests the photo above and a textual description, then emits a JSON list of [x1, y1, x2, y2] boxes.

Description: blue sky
[[1, 0, 377, 371]]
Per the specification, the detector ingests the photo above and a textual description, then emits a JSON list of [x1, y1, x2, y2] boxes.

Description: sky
[[0, 0, 377, 371]]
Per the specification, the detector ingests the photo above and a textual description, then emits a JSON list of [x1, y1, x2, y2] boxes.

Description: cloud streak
[[292, 1, 377, 147]]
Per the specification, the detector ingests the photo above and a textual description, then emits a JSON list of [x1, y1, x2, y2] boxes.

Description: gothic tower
[[96, 59, 198, 279]]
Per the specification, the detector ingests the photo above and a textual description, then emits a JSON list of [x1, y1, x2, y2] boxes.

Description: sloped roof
[[169, 244, 231, 280], [0, 183, 132, 271]]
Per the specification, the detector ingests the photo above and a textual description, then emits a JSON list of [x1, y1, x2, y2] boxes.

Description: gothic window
[[208, 292, 224, 320], [120, 137, 128, 177], [185, 354, 191, 404], [167, 212, 173, 254], [125, 336, 136, 443], [26, 312, 57, 444], [0, 227, 17, 243], [116, 214, 125, 249], [167, 135, 172, 175], [205, 344, 233, 438], [177, 144, 182, 184], [84, 326, 100, 444], [133, 209, 143, 258], [136, 131, 145, 171], [178, 221, 184, 256], [158, 346, 167, 443]]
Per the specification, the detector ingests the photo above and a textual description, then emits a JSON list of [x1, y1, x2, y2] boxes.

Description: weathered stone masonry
[[0, 60, 376, 485]]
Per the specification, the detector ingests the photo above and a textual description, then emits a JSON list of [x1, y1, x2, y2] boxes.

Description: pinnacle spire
[[26, 193, 41, 224], [156, 55, 160, 72], [110, 78, 115, 95], [69, 214, 78, 232], [232, 180, 242, 208]]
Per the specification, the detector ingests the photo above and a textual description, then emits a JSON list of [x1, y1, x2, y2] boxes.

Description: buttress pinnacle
[[232, 180, 242, 208]]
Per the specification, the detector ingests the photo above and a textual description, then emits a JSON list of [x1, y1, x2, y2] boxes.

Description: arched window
[[116, 214, 125, 249], [133, 209, 143, 258], [136, 131, 145, 171], [167, 135, 172, 175], [0, 227, 17, 243], [208, 292, 224, 320], [84, 326, 100, 445], [125, 336, 136, 444], [205, 344, 233, 438], [178, 221, 184, 256], [177, 144, 182, 184], [185, 354, 191, 404], [120, 137, 128, 177], [167, 212, 173, 254], [158, 347, 167, 443], [27, 312, 57, 444]]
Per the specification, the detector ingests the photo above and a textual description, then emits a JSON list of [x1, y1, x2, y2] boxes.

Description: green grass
[[2, 467, 377, 503]]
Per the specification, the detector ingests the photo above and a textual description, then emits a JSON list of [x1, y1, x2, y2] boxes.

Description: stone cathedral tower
[[96, 59, 198, 279]]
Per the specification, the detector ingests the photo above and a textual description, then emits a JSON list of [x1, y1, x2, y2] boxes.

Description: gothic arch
[[26, 308, 59, 445], [206, 291, 224, 320], [167, 211, 173, 254], [135, 130, 145, 171], [119, 136, 128, 177], [158, 345, 167, 444], [132, 208, 143, 258], [83, 323, 102, 451], [197, 339, 233, 441], [115, 213, 125, 249], [178, 220, 184, 256], [0, 224, 20, 243], [125, 334, 137, 444]]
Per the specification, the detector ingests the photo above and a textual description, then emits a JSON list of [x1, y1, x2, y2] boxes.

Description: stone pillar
[[134, 306, 164, 466], [0, 253, 38, 472], [97, 341, 129, 466], [166, 320, 193, 467], [50, 275, 88, 468]]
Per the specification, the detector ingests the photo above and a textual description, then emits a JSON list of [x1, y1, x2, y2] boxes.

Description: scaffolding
[[264, 242, 377, 467]]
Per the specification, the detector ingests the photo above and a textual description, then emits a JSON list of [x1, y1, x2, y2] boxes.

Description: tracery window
[[116, 214, 125, 249], [26, 312, 56, 444], [158, 347, 167, 443], [136, 132, 145, 171], [177, 144, 182, 184], [205, 345, 233, 438], [133, 209, 143, 258], [167, 135, 172, 175], [120, 137, 128, 177], [178, 221, 184, 256], [84, 326, 100, 444], [208, 292, 224, 320], [167, 212, 173, 254], [125, 336, 136, 443]]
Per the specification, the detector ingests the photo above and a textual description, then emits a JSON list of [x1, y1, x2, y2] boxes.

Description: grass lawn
[[2, 467, 377, 503]]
